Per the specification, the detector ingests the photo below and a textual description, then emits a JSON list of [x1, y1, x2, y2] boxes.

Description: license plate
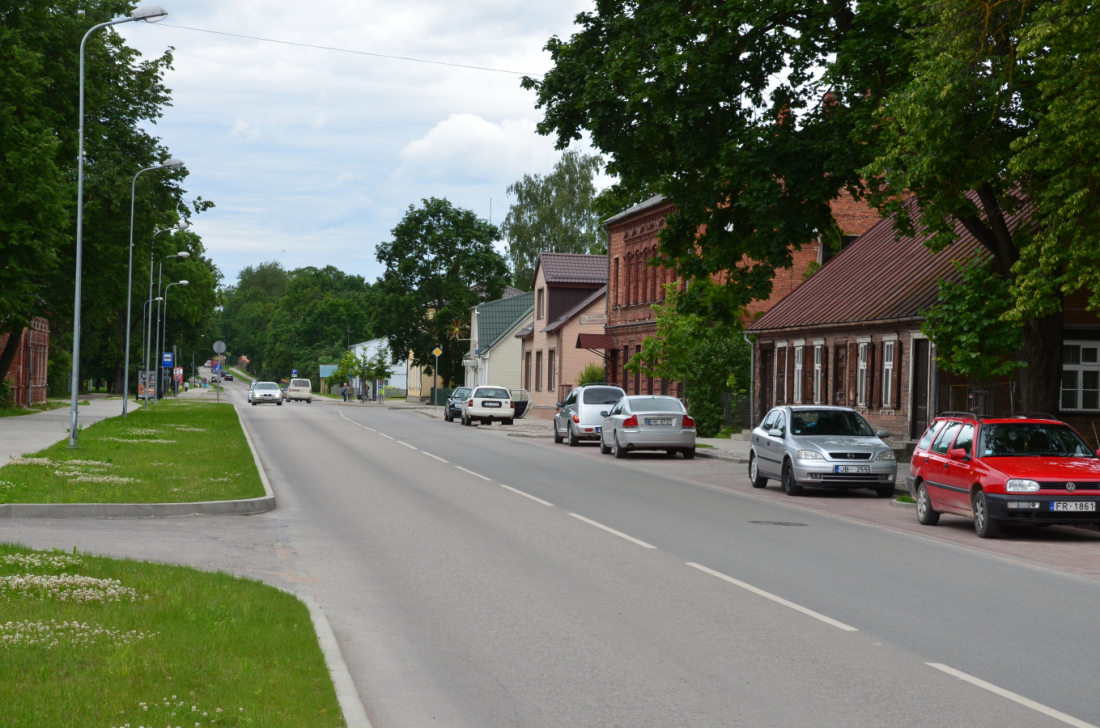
[[647, 418, 673, 426], [834, 465, 870, 474], [595, 427, 601, 433], [1051, 501, 1096, 512], [482, 401, 501, 408]]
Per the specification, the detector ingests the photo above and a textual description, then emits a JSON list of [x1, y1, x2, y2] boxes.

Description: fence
[[720, 392, 752, 430], [429, 387, 455, 406]]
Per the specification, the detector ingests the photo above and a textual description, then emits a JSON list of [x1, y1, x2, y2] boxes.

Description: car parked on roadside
[[287, 378, 313, 403], [444, 387, 471, 422], [461, 386, 514, 426], [554, 383, 627, 446], [250, 381, 283, 406], [748, 406, 898, 497], [599, 395, 696, 458], [908, 412, 1100, 538]]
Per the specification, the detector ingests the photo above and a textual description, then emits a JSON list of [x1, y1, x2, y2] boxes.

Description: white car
[[461, 386, 515, 426], [250, 381, 282, 406], [287, 378, 313, 403]]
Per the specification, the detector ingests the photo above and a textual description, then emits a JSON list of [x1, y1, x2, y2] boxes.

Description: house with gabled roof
[[465, 291, 534, 390]]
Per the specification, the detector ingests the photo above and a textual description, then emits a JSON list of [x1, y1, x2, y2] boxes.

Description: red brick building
[[600, 192, 880, 396], [0, 317, 50, 407]]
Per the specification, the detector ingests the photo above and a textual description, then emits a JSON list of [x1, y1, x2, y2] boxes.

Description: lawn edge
[[0, 403, 275, 518]]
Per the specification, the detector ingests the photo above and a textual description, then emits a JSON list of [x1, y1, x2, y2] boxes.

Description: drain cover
[[749, 521, 808, 526]]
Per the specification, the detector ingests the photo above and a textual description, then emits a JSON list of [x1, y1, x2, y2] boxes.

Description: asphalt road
[[7, 380, 1100, 728]]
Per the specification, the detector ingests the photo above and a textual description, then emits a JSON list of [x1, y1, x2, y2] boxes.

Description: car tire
[[665, 448, 677, 457], [614, 433, 628, 459], [916, 482, 940, 526], [462, 414, 470, 426], [973, 489, 1001, 538], [875, 487, 894, 498], [251, 402, 256, 406], [503, 419, 514, 426], [749, 454, 768, 489], [682, 447, 696, 460], [600, 436, 612, 455], [781, 461, 803, 496], [444, 411, 451, 422], [277, 401, 282, 406], [554, 422, 564, 444], [568, 426, 579, 447]]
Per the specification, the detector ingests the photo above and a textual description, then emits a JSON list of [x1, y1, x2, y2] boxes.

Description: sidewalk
[[0, 398, 126, 463]]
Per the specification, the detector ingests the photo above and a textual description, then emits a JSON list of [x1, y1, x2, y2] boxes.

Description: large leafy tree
[[501, 150, 604, 290], [374, 197, 509, 387]]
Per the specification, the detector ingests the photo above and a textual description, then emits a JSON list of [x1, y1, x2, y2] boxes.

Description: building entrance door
[[759, 349, 773, 423], [911, 339, 930, 439]]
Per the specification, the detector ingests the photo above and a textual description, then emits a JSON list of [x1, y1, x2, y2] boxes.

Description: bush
[[0, 377, 14, 409], [575, 362, 605, 387]]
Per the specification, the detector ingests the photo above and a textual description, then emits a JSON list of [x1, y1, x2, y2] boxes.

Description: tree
[[374, 198, 509, 387], [501, 150, 604, 290]]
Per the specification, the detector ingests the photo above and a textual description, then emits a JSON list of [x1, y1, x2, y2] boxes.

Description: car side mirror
[[875, 429, 890, 439], [556, 402, 563, 408], [600, 410, 609, 417], [948, 448, 967, 461], [768, 428, 784, 438]]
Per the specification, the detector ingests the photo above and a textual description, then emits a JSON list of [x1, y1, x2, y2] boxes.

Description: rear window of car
[[583, 387, 626, 405], [291, 379, 310, 387], [255, 382, 279, 390], [931, 422, 962, 454], [917, 420, 946, 450], [625, 396, 682, 412], [474, 388, 509, 399]]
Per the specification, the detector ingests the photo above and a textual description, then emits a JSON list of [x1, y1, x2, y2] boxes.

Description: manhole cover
[[749, 521, 808, 526]]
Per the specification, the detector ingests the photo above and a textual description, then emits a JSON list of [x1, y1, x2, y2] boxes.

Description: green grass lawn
[[227, 368, 253, 384], [0, 402, 264, 504], [0, 543, 344, 728], [0, 400, 69, 418]]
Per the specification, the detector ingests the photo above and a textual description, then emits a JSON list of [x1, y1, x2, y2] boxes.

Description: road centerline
[[686, 562, 858, 632], [500, 484, 553, 506], [455, 466, 491, 481], [422, 452, 449, 463], [379, 433, 394, 440], [568, 513, 657, 549], [926, 663, 1097, 728], [397, 441, 417, 450]]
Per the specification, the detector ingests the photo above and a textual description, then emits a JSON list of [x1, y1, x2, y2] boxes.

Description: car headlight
[[796, 450, 824, 460], [1006, 479, 1040, 492], [876, 450, 896, 461]]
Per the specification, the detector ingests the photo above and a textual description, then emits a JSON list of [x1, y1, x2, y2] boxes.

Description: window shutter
[[847, 342, 858, 405]]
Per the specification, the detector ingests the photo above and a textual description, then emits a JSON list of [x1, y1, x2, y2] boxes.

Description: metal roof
[[533, 253, 607, 286], [602, 194, 670, 225], [749, 197, 1031, 333], [475, 291, 533, 352]]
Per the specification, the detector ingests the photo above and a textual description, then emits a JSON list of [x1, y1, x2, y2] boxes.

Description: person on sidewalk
[[342, 384, 348, 402]]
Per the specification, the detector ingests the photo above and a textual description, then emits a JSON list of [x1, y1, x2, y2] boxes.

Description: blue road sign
[[292, 369, 298, 377], [162, 352, 173, 368], [212, 363, 222, 372]]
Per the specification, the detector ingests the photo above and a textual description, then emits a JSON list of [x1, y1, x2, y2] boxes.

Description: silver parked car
[[748, 406, 897, 496], [555, 384, 627, 446], [599, 395, 696, 458], [250, 381, 283, 406]]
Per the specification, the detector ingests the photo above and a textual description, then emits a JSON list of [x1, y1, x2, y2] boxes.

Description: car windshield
[[627, 397, 683, 413], [452, 388, 470, 399], [790, 410, 875, 437], [475, 388, 509, 399], [583, 387, 626, 405], [979, 423, 1095, 458], [255, 382, 279, 390]]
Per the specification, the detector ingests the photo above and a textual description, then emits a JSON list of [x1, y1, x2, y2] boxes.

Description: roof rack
[[1001, 412, 1059, 420], [938, 411, 980, 420]]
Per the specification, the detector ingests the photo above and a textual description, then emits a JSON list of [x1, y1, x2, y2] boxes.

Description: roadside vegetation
[[0, 402, 263, 504], [0, 400, 69, 418], [0, 543, 344, 727]]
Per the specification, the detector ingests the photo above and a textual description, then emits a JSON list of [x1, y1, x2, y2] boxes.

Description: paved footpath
[[0, 398, 128, 464]]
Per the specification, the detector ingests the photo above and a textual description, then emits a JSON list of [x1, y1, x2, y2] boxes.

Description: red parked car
[[908, 412, 1100, 538]]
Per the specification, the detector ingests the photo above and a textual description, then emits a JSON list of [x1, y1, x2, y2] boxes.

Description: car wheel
[[682, 447, 696, 460], [916, 482, 940, 526], [554, 422, 564, 444], [749, 454, 768, 488], [444, 411, 451, 422], [973, 489, 1001, 538], [462, 414, 470, 426], [277, 401, 282, 406], [600, 435, 612, 455], [665, 448, 677, 457], [251, 402, 256, 406], [503, 419, 514, 426], [781, 461, 803, 496], [568, 425, 579, 447], [875, 486, 894, 498], [614, 433, 628, 459]]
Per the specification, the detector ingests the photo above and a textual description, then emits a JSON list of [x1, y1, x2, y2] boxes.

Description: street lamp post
[[124, 159, 184, 417], [153, 251, 189, 401], [144, 222, 189, 409], [140, 296, 162, 402], [162, 280, 188, 401], [69, 5, 169, 447]]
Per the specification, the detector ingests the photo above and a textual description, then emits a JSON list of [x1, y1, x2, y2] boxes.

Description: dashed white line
[[686, 562, 858, 632], [926, 663, 1097, 728], [455, 466, 491, 481], [397, 441, 418, 450], [363, 426, 376, 432], [568, 514, 656, 549], [379, 433, 394, 440], [422, 452, 449, 463], [499, 484, 553, 506]]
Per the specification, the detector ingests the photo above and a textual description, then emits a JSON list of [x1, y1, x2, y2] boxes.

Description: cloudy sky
[[116, 0, 599, 286]]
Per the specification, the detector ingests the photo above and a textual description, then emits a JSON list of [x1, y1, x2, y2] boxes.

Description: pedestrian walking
[[342, 384, 348, 402]]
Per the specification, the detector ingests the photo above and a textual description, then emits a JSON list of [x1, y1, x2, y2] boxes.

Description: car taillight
[[510, 401, 515, 409], [623, 415, 638, 428], [683, 415, 695, 428], [468, 399, 473, 407], [572, 414, 580, 423]]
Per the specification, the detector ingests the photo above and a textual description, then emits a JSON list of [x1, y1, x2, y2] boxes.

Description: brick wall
[[0, 317, 50, 407]]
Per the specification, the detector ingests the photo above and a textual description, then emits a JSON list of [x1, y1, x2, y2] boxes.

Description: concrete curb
[[693, 448, 748, 464], [0, 404, 275, 519], [890, 498, 918, 510]]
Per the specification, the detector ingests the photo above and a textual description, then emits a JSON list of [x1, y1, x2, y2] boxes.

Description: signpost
[[292, 369, 298, 377], [213, 340, 226, 404], [433, 347, 442, 407]]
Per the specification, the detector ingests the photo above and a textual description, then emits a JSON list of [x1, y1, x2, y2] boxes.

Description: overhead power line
[[155, 23, 543, 78]]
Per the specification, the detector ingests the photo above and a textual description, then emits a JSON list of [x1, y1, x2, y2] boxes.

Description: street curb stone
[[889, 498, 918, 510], [0, 404, 275, 518]]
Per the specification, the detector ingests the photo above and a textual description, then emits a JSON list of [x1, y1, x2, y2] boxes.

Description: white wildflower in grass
[[102, 437, 178, 444], [52, 470, 140, 485], [3, 553, 83, 570], [0, 573, 145, 603], [0, 480, 19, 488], [0, 619, 158, 648], [124, 428, 164, 436], [7, 456, 53, 466], [61, 459, 116, 468]]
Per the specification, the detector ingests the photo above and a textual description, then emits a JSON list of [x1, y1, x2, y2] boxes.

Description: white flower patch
[[62, 459, 115, 468], [124, 428, 163, 436], [0, 620, 158, 648], [3, 553, 83, 569], [102, 437, 178, 444], [168, 425, 207, 432], [0, 573, 146, 603], [7, 457, 52, 466], [121, 700, 243, 728], [0, 480, 17, 489], [53, 470, 140, 485]]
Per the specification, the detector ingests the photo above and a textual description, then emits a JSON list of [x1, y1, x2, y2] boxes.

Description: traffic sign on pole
[[292, 369, 298, 377]]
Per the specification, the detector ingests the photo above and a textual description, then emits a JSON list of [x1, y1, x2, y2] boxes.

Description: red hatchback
[[907, 412, 1100, 538]]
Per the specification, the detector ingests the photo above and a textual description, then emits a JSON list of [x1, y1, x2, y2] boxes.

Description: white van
[[288, 378, 313, 403]]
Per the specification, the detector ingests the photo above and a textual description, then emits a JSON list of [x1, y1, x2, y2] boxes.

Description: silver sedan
[[748, 406, 897, 496], [600, 395, 696, 459]]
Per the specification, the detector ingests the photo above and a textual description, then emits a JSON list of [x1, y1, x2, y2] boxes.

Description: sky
[[115, 0, 600, 287]]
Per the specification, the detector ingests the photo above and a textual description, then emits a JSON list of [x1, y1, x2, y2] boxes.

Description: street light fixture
[[163, 280, 189, 400], [124, 159, 185, 417], [154, 252, 189, 402], [143, 221, 189, 409], [70, 5, 170, 447]]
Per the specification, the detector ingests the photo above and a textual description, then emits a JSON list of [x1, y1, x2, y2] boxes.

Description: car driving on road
[[599, 395, 696, 458], [749, 406, 897, 497], [909, 412, 1100, 538], [554, 384, 627, 446], [287, 378, 312, 403], [461, 386, 514, 426], [250, 381, 283, 406], [444, 387, 471, 423]]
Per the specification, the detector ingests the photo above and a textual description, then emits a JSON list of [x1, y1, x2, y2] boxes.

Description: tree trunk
[[1018, 311, 1063, 414], [0, 327, 24, 386]]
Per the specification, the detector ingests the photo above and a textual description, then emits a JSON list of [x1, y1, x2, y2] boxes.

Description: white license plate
[[647, 418, 673, 426], [834, 465, 870, 474], [482, 401, 501, 408], [1051, 501, 1096, 512]]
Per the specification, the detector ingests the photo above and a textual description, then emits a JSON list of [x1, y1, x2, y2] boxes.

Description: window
[[856, 342, 869, 406], [524, 352, 532, 390], [1062, 343, 1100, 411], [564, 389, 577, 406], [931, 422, 962, 455], [980, 423, 1095, 458], [776, 347, 787, 404], [626, 396, 684, 413], [583, 387, 625, 405], [917, 420, 946, 451], [761, 409, 778, 431], [812, 346, 822, 404], [548, 350, 556, 392], [793, 347, 803, 404], [954, 423, 975, 458], [789, 410, 874, 437], [535, 351, 543, 391], [537, 288, 545, 320], [773, 412, 786, 436], [881, 341, 895, 407], [613, 258, 620, 307]]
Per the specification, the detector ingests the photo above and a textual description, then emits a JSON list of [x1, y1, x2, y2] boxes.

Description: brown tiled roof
[[748, 197, 1031, 333], [535, 253, 607, 286]]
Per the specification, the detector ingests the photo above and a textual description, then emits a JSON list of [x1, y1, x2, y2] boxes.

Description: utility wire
[[155, 23, 543, 78]]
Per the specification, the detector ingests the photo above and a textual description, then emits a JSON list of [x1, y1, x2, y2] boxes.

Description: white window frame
[[882, 341, 895, 408], [812, 345, 823, 404], [1062, 341, 1100, 411], [856, 342, 869, 406], [793, 347, 804, 404]]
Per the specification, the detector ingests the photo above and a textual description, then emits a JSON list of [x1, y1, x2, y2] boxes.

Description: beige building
[[517, 253, 608, 420]]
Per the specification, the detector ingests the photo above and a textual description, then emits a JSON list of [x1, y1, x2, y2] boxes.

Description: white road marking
[[569, 514, 656, 549], [422, 452, 449, 463], [397, 441, 417, 450], [455, 466, 491, 481], [686, 562, 858, 632], [926, 663, 1097, 728], [500, 484, 553, 506], [363, 426, 376, 432], [379, 433, 394, 440]]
